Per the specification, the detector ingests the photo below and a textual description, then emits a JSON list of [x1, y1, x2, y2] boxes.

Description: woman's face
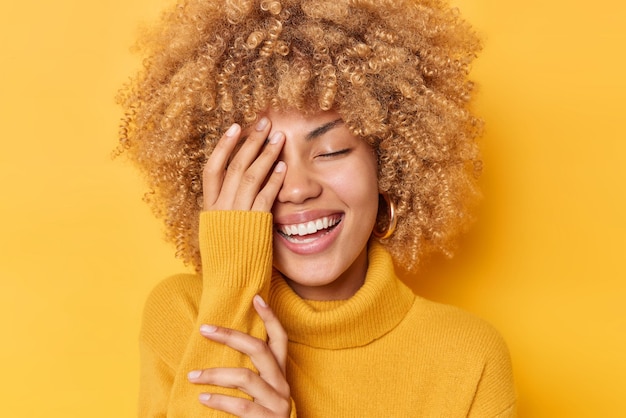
[[268, 109, 379, 300]]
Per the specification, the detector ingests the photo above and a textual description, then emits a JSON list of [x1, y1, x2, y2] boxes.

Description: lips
[[275, 214, 343, 246]]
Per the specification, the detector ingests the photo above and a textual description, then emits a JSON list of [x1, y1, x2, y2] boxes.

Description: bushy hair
[[117, 0, 483, 273]]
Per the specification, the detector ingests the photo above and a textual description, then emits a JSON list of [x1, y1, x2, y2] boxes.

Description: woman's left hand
[[187, 295, 291, 417]]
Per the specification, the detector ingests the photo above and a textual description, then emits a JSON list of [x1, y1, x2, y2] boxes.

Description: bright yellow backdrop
[[1, 0, 624, 416]]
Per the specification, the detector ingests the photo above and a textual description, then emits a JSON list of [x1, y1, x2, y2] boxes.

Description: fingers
[[188, 296, 291, 415], [202, 123, 241, 208], [203, 117, 286, 212], [253, 295, 288, 375], [197, 392, 291, 417], [197, 318, 289, 397], [188, 368, 291, 416], [244, 137, 287, 212]]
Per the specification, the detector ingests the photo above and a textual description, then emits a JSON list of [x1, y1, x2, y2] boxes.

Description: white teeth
[[279, 216, 340, 237]]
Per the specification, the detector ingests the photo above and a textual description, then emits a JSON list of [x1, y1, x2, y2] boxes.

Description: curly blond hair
[[117, 0, 483, 273]]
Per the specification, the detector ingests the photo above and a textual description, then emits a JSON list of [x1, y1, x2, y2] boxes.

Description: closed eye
[[318, 149, 351, 158]]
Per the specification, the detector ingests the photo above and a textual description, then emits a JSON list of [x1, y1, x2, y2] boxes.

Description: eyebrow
[[305, 118, 344, 141]]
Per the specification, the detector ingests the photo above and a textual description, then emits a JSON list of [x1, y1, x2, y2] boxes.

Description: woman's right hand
[[203, 117, 286, 212]]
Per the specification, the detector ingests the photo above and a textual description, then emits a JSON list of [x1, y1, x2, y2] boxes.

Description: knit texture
[[138, 211, 516, 417]]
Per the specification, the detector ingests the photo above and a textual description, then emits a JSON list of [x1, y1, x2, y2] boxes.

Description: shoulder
[[404, 296, 512, 361], [416, 302, 517, 415], [140, 274, 203, 365], [401, 298, 517, 414]]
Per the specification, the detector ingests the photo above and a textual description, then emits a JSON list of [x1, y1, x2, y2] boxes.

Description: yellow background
[[1, 0, 624, 416]]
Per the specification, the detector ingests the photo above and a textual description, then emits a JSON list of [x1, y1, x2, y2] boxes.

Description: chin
[[274, 262, 338, 287], [272, 248, 369, 300]]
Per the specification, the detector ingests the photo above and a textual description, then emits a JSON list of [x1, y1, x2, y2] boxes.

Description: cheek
[[329, 161, 379, 215]]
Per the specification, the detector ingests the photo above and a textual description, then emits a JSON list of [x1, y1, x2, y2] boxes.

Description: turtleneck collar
[[269, 242, 416, 350]]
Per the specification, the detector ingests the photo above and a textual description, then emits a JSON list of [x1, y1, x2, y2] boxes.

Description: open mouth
[[276, 215, 343, 244]]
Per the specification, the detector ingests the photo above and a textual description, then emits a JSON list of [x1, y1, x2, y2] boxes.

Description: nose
[[276, 163, 322, 204]]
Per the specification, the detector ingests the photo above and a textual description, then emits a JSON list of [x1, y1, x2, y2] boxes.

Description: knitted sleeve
[[138, 272, 201, 417], [138, 211, 297, 417]]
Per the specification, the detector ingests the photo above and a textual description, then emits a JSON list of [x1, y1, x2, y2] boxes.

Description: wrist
[[199, 210, 274, 288]]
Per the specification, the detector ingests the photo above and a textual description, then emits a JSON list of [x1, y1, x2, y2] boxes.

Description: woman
[[118, 0, 517, 416]]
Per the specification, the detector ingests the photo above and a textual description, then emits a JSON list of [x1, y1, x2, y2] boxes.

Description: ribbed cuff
[[199, 210, 273, 288]]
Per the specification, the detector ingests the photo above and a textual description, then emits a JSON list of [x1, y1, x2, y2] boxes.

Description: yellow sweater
[[139, 211, 516, 417]]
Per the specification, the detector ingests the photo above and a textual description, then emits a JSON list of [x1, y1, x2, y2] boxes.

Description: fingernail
[[256, 117, 269, 131], [275, 161, 286, 173], [254, 294, 268, 307], [188, 370, 202, 380], [199, 393, 212, 402], [200, 324, 217, 334], [268, 131, 282, 144], [225, 123, 239, 137]]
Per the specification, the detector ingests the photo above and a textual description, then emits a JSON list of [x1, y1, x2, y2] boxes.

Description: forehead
[[263, 108, 345, 138], [238, 108, 348, 145]]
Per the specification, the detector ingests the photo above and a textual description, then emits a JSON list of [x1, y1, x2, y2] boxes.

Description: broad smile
[[277, 215, 342, 242], [274, 214, 344, 251]]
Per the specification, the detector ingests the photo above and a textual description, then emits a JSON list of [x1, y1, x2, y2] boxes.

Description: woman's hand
[[187, 296, 291, 417], [203, 117, 286, 212]]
